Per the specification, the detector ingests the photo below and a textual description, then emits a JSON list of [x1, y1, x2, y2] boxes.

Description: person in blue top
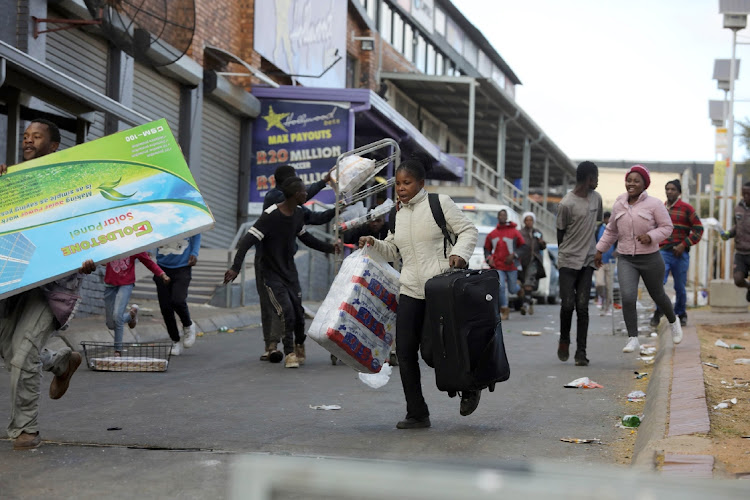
[[154, 234, 201, 355], [594, 212, 616, 315]]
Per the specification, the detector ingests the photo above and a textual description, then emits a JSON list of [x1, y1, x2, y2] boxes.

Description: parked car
[[461, 203, 555, 305]]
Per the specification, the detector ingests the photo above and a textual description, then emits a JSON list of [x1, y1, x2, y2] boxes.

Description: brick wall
[[15, 0, 28, 51], [380, 41, 418, 75], [190, 0, 243, 68]]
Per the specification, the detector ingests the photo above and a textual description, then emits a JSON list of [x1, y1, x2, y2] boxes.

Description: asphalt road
[[0, 304, 650, 499]]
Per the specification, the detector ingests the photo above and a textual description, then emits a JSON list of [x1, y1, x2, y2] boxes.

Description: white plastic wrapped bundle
[[308, 246, 400, 373], [331, 155, 377, 196], [339, 199, 394, 232]]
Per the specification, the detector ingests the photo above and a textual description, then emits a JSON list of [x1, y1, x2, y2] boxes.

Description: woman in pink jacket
[[594, 165, 683, 353]]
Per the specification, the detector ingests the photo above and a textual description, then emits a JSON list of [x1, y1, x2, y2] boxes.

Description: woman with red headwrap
[[594, 165, 683, 353]]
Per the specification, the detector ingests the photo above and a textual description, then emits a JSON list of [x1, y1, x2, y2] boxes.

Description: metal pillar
[[465, 79, 475, 187], [543, 156, 550, 211], [521, 137, 531, 211], [725, 29, 739, 279], [496, 114, 506, 195]]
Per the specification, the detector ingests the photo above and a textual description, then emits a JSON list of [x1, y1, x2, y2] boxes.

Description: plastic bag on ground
[[358, 362, 393, 388], [308, 246, 399, 373], [564, 377, 603, 389], [628, 390, 646, 398]]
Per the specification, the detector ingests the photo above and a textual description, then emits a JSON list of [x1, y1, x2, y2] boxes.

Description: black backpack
[[389, 193, 456, 258]]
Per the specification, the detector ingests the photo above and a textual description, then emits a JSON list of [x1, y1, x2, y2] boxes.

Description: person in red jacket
[[484, 209, 526, 320], [105, 253, 170, 355]]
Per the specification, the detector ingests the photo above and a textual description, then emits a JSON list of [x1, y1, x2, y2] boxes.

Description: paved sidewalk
[[633, 307, 749, 477]]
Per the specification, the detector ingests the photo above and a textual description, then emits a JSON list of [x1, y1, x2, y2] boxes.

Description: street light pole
[[726, 29, 738, 279], [719, 0, 750, 279]]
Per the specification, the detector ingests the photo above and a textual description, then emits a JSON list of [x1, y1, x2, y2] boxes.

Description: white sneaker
[[182, 323, 196, 348], [671, 320, 683, 344], [623, 337, 640, 353], [171, 340, 183, 356]]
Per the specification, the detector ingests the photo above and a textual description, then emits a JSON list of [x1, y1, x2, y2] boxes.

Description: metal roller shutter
[[132, 63, 180, 135], [45, 23, 108, 143], [200, 99, 241, 248]]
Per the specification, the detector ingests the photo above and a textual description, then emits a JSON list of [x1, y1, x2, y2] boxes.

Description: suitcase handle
[[438, 316, 446, 359]]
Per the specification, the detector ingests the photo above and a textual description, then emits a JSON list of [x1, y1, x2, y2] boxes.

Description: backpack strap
[[428, 193, 456, 258], [388, 194, 456, 259], [388, 203, 398, 234]]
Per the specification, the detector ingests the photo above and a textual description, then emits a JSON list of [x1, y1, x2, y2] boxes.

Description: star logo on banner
[[262, 105, 290, 132]]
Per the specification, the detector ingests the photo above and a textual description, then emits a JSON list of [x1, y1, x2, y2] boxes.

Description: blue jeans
[[660, 249, 689, 317], [498, 270, 520, 307], [104, 284, 134, 351]]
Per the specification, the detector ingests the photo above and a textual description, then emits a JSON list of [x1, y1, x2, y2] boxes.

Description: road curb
[[631, 319, 672, 469]]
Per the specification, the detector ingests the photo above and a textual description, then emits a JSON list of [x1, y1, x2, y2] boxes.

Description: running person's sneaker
[[128, 304, 139, 329], [622, 337, 640, 353], [182, 323, 196, 348], [671, 320, 683, 344]]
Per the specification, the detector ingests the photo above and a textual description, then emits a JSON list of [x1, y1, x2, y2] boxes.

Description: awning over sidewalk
[[380, 72, 576, 187], [251, 86, 464, 180], [0, 40, 148, 126], [0, 40, 150, 163]]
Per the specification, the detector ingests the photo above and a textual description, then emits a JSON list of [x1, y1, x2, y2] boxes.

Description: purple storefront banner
[[251, 99, 350, 204]]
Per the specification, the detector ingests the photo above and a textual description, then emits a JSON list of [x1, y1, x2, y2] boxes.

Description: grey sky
[[453, 0, 743, 163]]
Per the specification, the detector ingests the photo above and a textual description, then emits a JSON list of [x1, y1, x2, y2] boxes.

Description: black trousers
[[396, 295, 430, 420], [154, 266, 193, 342], [264, 275, 305, 354], [558, 266, 594, 353], [255, 256, 283, 348]]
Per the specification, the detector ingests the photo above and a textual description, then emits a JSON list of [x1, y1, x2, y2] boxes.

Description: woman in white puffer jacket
[[359, 157, 477, 430]]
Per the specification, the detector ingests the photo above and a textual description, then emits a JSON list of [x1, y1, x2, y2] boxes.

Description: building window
[[427, 43, 436, 75], [492, 66, 506, 89], [446, 17, 463, 54], [434, 7, 446, 36], [436, 52, 444, 75], [478, 51, 492, 77], [380, 3, 392, 43], [404, 24, 414, 61], [463, 39, 477, 67], [366, 0, 377, 21], [393, 14, 404, 52], [415, 33, 426, 71]]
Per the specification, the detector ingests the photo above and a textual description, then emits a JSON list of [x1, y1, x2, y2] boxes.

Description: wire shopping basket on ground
[[80, 342, 173, 372]]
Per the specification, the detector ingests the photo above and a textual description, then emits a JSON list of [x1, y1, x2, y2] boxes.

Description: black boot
[[396, 416, 431, 429], [574, 350, 589, 366], [459, 390, 481, 416]]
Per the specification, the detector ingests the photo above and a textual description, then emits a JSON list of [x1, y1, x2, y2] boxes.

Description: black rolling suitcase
[[424, 269, 510, 394]]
